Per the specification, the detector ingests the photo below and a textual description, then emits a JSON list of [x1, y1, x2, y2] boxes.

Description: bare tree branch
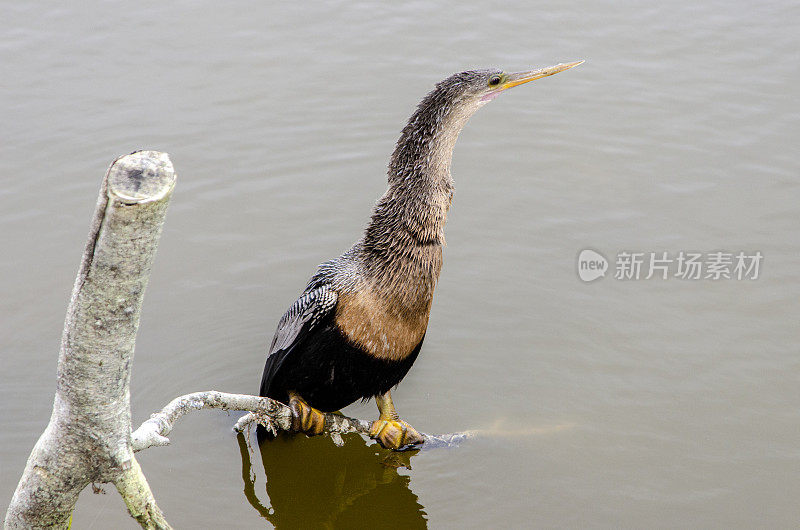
[[131, 390, 475, 452], [5, 151, 175, 529], [114, 457, 171, 530]]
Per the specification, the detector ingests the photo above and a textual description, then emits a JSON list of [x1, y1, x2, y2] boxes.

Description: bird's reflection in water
[[238, 432, 427, 528]]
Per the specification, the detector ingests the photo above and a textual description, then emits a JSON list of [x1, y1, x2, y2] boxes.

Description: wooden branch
[[114, 457, 171, 530], [5, 151, 175, 530], [130, 390, 475, 452]]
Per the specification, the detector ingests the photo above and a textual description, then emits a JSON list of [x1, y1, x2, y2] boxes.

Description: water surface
[[2, 1, 799, 527]]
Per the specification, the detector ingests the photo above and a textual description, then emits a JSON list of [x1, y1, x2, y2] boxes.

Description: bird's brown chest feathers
[[334, 245, 442, 361]]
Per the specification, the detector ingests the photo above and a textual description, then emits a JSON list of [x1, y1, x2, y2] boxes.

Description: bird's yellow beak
[[502, 60, 584, 90]]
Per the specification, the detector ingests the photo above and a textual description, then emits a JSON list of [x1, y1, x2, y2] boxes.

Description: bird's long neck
[[333, 79, 483, 358], [362, 86, 476, 267]]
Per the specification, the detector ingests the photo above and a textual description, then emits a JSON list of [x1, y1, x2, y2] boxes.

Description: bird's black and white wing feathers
[[259, 284, 338, 398]]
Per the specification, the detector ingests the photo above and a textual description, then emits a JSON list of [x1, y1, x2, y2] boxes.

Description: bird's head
[[433, 61, 584, 116], [390, 60, 584, 181]]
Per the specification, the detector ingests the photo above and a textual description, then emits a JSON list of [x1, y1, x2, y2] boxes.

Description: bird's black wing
[[259, 284, 338, 399]]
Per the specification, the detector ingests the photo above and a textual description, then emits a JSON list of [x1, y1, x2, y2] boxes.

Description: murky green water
[[2, 1, 799, 527]]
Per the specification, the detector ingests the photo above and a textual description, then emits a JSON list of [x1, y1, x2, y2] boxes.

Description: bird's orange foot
[[288, 394, 325, 436], [369, 418, 424, 450]]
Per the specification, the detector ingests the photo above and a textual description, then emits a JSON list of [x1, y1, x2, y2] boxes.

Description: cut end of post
[[107, 151, 175, 204]]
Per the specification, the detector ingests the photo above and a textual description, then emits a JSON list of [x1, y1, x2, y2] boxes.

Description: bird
[[259, 61, 583, 450]]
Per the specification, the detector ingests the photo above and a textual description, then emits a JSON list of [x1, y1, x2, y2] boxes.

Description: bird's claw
[[369, 418, 424, 450], [288, 394, 325, 436]]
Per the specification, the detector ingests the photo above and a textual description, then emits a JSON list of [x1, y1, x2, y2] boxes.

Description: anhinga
[[259, 61, 583, 450]]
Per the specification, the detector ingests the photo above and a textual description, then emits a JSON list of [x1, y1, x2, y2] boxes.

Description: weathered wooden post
[[5, 151, 176, 529]]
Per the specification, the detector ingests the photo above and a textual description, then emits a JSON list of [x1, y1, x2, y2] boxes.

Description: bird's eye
[[488, 75, 502, 87]]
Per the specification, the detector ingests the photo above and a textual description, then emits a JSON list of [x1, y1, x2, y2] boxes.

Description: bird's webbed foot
[[288, 392, 325, 436], [369, 418, 424, 450], [369, 391, 425, 451]]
